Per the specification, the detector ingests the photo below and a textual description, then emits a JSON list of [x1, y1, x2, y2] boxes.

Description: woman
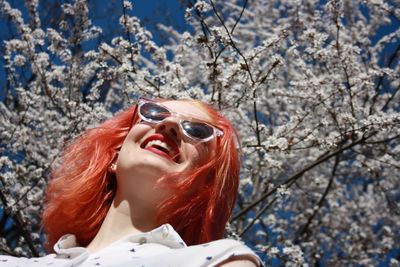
[[0, 98, 263, 266]]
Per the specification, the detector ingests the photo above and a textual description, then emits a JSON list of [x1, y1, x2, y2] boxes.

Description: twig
[[239, 197, 277, 237], [333, 6, 355, 117], [122, 1, 138, 73], [0, 247, 19, 257], [377, 183, 400, 215], [369, 43, 400, 115], [364, 133, 400, 145], [189, 0, 215, 59], [0, 182, 38, 256], [230, 0, 248, 34], [209, 0, 255, 84], [295, 152, 341, 242], [381, 82, 400, 112], [252, 90, 261, 146]]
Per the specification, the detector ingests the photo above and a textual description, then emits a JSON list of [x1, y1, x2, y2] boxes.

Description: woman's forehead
[[163, 100, 212, 121]]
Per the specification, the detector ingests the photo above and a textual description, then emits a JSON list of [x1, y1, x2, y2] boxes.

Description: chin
[[121, 153, 179, 176]]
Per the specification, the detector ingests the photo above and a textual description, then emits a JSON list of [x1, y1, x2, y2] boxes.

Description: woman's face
[[114, 100, 216, 208]]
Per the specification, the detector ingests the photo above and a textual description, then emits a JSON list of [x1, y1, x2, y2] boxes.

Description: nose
[[155, 117, 180, 139]]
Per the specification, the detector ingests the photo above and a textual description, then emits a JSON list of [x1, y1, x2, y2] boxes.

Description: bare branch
[[295, 152, 341, 242], [230, 0, 247, 35]]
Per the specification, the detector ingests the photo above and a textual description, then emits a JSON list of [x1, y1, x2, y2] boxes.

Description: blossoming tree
[[0, 0, 399, 265]]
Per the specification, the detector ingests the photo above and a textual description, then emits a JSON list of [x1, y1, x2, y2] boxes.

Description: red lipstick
[[141, 134, 180, 162]]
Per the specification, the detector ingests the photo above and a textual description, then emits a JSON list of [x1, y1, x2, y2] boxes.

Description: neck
[[86, 195, 157, 253]]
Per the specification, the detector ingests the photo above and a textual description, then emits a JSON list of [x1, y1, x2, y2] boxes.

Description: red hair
[[42, 99, 240, 251]]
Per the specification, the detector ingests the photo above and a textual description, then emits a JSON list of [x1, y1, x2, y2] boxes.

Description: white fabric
[[0, 224, 264, 267]]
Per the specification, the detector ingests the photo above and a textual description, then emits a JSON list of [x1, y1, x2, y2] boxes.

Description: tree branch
[[369, 43, 400, 115], [231, 131, 376, 221], [238, 196, 277, 237], [209, 0, 255, 85], [230, 0, 248, 34], [0, 182, 38, 256], [295, 152, 341, 242]]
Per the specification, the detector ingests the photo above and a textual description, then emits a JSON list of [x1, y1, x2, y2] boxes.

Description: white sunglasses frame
[[137, 99, 224, 143]]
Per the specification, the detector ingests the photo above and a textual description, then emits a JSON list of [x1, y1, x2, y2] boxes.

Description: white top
[[0, 224, 264, 267]]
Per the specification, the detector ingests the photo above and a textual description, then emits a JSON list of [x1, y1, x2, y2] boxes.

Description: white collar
[[53, 224, 187, 259]]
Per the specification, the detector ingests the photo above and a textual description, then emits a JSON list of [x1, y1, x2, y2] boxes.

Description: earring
[[109, 163, 117, 172]]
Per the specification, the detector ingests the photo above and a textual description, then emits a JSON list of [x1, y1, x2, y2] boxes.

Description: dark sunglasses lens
[[182, 121, 214, 139], [140, 103, 170, 121]]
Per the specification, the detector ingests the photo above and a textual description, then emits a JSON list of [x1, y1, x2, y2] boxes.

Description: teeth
[[145, 140, 175, 156]]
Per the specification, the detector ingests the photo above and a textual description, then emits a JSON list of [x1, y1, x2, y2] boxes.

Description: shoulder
[[219, 259, 258, 267], [195, 238, 264, 267], [205, 238, 256, 254]]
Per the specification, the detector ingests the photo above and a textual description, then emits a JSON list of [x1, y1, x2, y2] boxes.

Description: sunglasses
[[137, 99, 223, 142]]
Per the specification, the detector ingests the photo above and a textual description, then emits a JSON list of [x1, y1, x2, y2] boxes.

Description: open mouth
[[141, 134, 180, 163]]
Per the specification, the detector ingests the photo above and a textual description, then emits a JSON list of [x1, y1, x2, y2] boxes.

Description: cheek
[[185, 144, 209, 168], [125, 123, 151, 142], [115, 124, 154, 180]]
